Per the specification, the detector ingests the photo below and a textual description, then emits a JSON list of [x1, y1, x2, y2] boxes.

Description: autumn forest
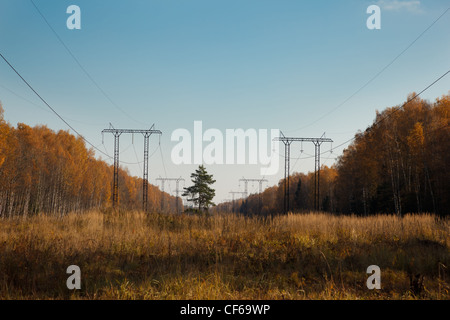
[[1, 93, 449, 218], [0, 93, 449, 301], [0, 103, 178, 217], [218, 93, 450, 217]]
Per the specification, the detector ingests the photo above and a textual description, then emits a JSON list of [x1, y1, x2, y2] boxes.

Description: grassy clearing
[[0, 211, 448, 300]]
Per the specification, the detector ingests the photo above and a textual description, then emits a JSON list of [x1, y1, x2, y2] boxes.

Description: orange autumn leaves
[[0, 103, 176, 216], [216, 93, 450, 216]]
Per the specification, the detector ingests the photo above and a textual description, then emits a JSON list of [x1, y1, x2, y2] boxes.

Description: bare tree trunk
[[23, 188, 30, 218], [389, 155, 401, 217], [362, 187, 367, 216], [425, 165, 436, 214], [8, 190, 14, 218]]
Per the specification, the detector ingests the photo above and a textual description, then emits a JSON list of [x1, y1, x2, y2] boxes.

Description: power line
[[263, 67, 449, 196], [0, 82, 104, 126], [0, 83, 50, 113], [274, 135, 333, 213], [286, 6, 450, 133], [253, 68, 450, 196], [0, 51, 113, 159], [273, 69, 449, 211], [290, 152, 303, 173], [273, 149, 315, 160], [239, 178, 268, 197], [132, 142, 143, 173], [0, 52, 148, 166], [158, 139, 173, 194], [119, 142, 133, 155], [29, 0, 150, 127], [156, 177, 185, 214], [102, 127, 162, 210], [326, 69, 450, 155]]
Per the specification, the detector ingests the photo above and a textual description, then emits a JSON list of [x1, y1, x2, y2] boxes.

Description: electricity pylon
[[156, 177, 185, 214], [229, 191, 246, 214], [102, 124, 162, 212], [274, 132, 333, 214]]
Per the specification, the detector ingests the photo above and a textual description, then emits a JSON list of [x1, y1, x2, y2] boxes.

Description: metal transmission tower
[[239, 177, 268, 214], [312, 134, 331, 213], [229, 191, 246, 213], [239, 178, 269, 197], [102, 125, 162, 211], [156, 177, 185, 214], [274, 132, 333, 214]]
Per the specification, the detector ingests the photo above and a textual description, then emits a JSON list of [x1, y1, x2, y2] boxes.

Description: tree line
[[215, 93, 450, 217], [1, 92, 448, 217], [0, 103, 178, 217]]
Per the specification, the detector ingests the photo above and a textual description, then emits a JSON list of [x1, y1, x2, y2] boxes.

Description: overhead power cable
[[30, 0, 150, 127], [287, 6, 450, 133], [0, 52, 144, 165], [325, 69, 450, 155], [0, 52, 113, 158], [158, 137, 173, 194], [0, 82, 103, 126]]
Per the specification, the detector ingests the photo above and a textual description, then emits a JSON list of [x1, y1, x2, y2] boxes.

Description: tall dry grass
[[0, 211, 448, 299]]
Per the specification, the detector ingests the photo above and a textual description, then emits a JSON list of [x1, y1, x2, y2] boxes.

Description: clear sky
[[1, 0, 449, 204]]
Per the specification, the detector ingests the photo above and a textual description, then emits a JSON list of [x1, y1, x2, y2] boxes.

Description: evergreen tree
[[182, 165, 216, 212]]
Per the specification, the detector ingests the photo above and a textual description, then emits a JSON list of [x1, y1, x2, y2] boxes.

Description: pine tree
[[182, 165, 216, 212]]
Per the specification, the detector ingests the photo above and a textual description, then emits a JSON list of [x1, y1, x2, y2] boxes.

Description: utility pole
[[239, 178, 268, 197], [229, 191, 246, 214], [274, 132, 333, 214], [102, 125, 162, 211], [156, 177, 185, 214], [239, 177, 268, 214]]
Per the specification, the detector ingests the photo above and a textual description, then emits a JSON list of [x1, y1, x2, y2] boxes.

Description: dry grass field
[[0, 210, 448, 300]]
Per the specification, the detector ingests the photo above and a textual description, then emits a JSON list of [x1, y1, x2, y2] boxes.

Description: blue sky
[[1, 0, 449, 203]]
